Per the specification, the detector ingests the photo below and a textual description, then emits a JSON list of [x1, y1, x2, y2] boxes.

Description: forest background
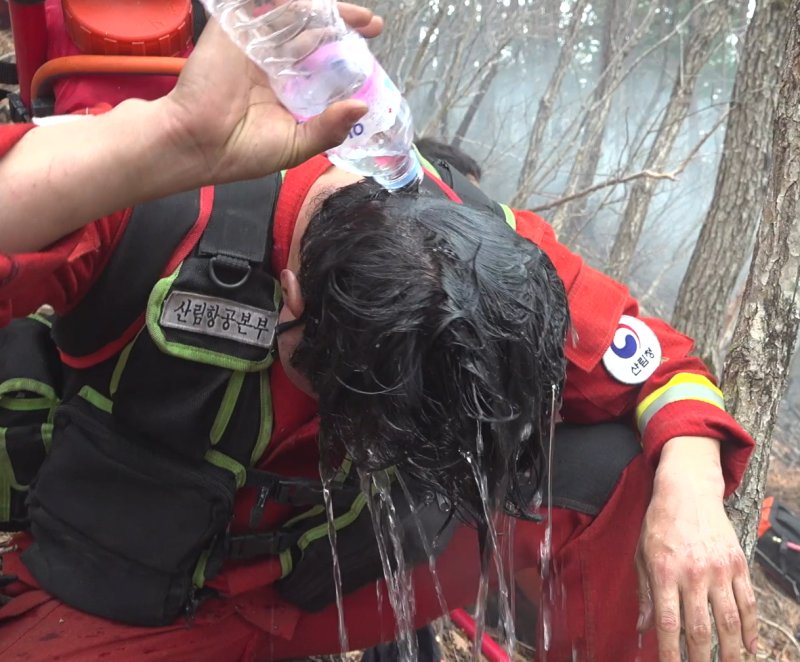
[[357, 2, 800, 656], [2, 0, 800, 658]]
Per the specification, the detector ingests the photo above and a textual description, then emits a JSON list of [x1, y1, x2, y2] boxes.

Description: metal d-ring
[[209, 255, 251, 290]]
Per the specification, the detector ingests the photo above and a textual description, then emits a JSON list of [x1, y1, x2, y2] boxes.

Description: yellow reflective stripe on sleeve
[[636, 373, 724, 435], [499, 203, 516, 230]]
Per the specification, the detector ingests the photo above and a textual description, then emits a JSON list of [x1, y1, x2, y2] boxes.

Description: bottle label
[[346, 61, 402, 143]]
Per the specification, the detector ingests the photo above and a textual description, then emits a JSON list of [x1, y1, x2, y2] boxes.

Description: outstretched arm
[[511, 208, 757, 662], [0, 4, 381, 254]]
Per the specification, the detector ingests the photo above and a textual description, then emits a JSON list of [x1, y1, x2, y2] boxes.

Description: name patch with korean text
[[161, 291, 278, 349]]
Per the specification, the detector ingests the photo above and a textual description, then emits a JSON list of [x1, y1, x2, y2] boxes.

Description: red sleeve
[[0, 124, 129, 326], [512, 209, 754, 496]]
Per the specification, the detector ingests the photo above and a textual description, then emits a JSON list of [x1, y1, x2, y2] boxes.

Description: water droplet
[[320, 461, 350, 654]]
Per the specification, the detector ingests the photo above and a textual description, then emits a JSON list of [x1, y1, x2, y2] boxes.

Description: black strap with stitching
[[53, 175, 281, 360]]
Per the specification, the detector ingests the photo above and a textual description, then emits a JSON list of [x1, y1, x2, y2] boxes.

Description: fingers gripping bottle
[[200, 0, 422, 189]]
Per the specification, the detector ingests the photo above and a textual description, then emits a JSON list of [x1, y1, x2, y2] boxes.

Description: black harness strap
[[225, 530, 299, 560], [53, 189, 202, 358], [246, 468, 359, 508], [198, 175, 280, 289], [421, 158, 506, 222], [53, 175, 281, 360]]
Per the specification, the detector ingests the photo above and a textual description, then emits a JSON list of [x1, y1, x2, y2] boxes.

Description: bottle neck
[[375, 152, 423, 190]]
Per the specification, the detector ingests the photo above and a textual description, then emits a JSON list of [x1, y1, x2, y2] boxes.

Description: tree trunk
[[672, 0, 792, 372], [509, 0, 589, 209], [723, 7, 800, 564], [401, 4, 446, 95], [550, 0, 634, 235], [607, 1, 734, 281], [451, 59, 501, 150]]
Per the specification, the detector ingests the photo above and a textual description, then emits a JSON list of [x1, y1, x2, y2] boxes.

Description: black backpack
[[756, 497, 800, 603]]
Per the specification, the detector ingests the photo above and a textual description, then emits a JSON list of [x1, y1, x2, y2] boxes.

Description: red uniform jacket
[[0, 124, 754, 605], [0, 122, 754, 485]]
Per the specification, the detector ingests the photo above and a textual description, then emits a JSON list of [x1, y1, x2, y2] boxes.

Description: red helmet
[[6, 0, 199, 120]]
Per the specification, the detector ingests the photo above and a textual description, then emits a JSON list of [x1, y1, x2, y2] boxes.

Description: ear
[[280, 269, 305, 319]]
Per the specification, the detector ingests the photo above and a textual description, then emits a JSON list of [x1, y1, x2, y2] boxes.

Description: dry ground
[[0, 25, 798, 661]]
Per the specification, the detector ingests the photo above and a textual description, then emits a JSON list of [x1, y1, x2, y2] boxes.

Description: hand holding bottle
[[163, 3, 384, 186], [201, 0, 421, 188]]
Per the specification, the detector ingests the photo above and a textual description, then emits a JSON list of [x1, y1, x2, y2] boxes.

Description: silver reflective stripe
[[637, 383, 725, 434], [161, 290, 278, 349]]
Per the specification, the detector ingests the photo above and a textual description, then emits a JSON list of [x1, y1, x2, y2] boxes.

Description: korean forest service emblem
[[602, 315, 662, 385]]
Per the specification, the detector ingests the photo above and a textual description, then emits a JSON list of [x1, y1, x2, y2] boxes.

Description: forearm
[[0, 97, 205, 254], [655, 436, 725, 498]]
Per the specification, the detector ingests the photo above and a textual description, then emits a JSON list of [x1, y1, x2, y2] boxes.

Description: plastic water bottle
[[200, 0, 422, 189]]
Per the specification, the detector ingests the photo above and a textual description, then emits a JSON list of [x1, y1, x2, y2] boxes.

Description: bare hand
[[635, 437, 758, 662], [163, 3, 383, 185]]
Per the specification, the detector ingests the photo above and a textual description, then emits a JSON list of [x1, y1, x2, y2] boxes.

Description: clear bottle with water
[[200, 0, 422, 189]]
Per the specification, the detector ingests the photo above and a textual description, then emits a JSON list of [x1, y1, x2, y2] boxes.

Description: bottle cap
[[62, 0, 193, 56], [382, 152, 423, 190]]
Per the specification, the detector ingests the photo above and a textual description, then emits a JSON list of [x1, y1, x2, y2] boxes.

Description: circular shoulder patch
[[601, 315, 662, 385]]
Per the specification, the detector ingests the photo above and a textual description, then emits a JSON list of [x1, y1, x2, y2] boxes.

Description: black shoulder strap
[[53, 174, 281, 362], [421, 158, 506, 222], [198, 174, 280, 288]]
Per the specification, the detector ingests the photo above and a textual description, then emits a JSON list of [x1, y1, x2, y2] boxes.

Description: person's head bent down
[[276, 173, 570, 520]]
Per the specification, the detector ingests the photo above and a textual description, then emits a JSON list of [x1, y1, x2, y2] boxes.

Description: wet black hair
[[415, 138, 483, 183], [292, 181, 569, 521]]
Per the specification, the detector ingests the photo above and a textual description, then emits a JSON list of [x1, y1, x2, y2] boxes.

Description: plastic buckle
[[248, 484, 273, 529]]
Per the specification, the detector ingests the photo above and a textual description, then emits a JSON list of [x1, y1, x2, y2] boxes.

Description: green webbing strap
[[275, 491, 371, 579], [0, 429, 18, 522], [0, 397, 53, 412], [78, 386, 113, 414], [296, 492, 369, 553], [249, 369, 274, 466], [210, 372, 245, 446], [109, 332, 141, 397], [0, 378, 57, 402], [41, 423, 54, 453], [192, 548, 212, 589], [205, 449, 247, 489]]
